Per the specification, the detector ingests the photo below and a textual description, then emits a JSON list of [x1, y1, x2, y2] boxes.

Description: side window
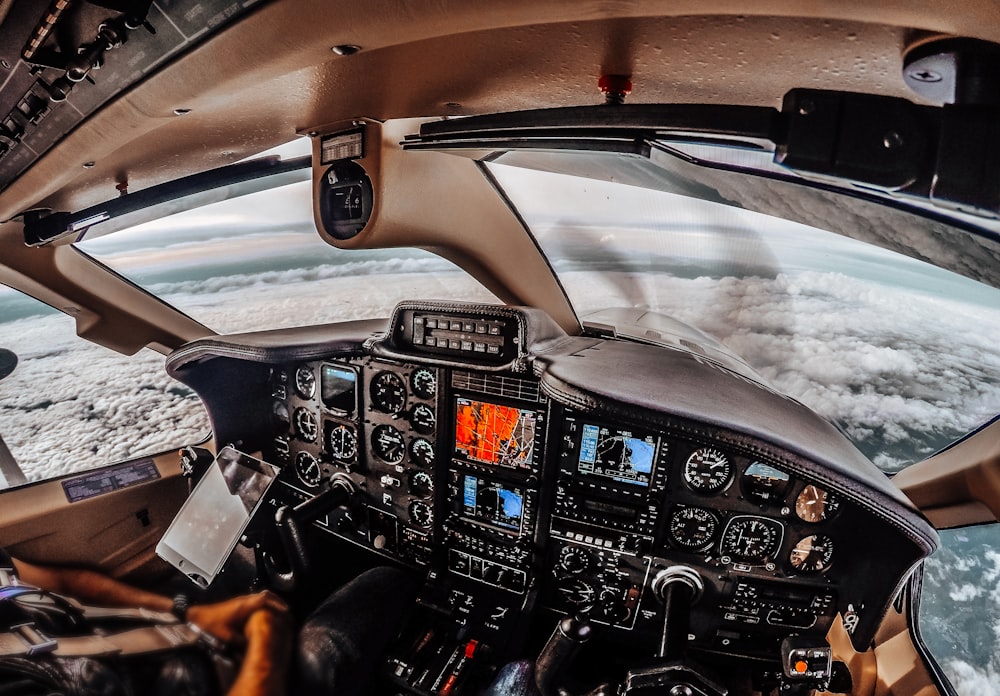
[[0, 288, 209, 486], [919, 523, 1000, 696]]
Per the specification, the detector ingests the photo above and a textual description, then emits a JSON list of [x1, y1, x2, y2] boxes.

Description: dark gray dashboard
[[166, 300, 937, 673]]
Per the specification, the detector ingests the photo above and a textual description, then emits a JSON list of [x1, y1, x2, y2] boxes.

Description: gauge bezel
[[668, 506, 720, 551], [409, 470, 434, 498], [294, 365, 316, 399], [371, 423, 405, 463], [293, 407, 318, 442], [789, 534, 835, 574], [370, 371, 407, 414], [740, 461, 793, 506], [325, 422, 358, 463], [409, 500, 433, 528], [794, 484, 842, 523], [294, 451, 322, 487], [719, 515, 784, 564], [410, 403, 436, 434], [410, 367, 437, 400], [682, 446, 734, 494], [409, 438, 435, 468]]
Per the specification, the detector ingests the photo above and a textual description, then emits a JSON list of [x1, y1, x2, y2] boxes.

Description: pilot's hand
[[226, 609, 293, 696], [188, 591, 290, 645]]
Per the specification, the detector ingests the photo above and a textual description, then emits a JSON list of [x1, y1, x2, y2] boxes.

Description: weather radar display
[[578, 424, 656, 486], [454, 398, 537, 470]]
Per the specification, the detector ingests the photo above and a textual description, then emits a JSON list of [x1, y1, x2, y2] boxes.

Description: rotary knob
[[558, 546, 594, 574]]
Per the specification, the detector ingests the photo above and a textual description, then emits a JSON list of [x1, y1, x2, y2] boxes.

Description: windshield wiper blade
[[23, 154, 312, 246]]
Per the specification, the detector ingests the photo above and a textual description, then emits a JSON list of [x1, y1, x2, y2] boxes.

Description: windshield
[[490, 162, 1000, 473], [75, 181, 498, 334]]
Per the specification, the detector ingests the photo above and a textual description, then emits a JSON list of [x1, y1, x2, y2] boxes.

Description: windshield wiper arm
[[23, 154, 312, 246]]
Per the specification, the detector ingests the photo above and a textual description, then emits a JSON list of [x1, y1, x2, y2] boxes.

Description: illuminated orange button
[[794, 660, 809, 674]]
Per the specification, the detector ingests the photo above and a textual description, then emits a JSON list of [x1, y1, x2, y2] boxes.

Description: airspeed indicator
[[683, 447, 733, 494]]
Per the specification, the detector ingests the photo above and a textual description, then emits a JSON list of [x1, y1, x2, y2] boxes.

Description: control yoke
[[263, 473, 356, 591]]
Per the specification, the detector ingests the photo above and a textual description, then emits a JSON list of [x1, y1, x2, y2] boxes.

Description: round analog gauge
[[295, 451, 322, 487], [409, 438, 435, 468], [555, 576, 596, 608], [558, 547, 594, 574], [410, 368, 437, 400], [795, 485, 842, 523], [683, 447, 733, 494], [720, 516, 783, 563], [326, 423, 358, 463], [409, 500, 433, 528], [789, 535, 834, 573], [741, 462, 792, 506], [370, 372, 407, 414], [371, 424, 405, 463], [409, 470, 433, 498], [294, 365, 316, 399], [293, 407, 318, 442], [668, 507, 720, 550], [410, 404, 436, 434], [272, 401, 290, 429]]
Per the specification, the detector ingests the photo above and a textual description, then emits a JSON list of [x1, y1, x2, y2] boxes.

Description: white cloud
[[949, 583, 982, 602], [942, 659, 1000, 696]]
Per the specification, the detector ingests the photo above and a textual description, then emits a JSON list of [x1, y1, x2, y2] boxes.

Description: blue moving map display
[[462, 474, 523, 530], [578, 423, 656, 486]]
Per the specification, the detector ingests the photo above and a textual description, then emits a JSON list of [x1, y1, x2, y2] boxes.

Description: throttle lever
[[535, 614, 592, 696], [264, 473, 356, 591]]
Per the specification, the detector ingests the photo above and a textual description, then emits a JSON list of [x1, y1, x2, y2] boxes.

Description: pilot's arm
[[12, 556, 292, 696]]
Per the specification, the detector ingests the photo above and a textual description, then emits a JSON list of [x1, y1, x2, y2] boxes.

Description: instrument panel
[[166, 301, 933, 690], [263, 353, 847, 661]]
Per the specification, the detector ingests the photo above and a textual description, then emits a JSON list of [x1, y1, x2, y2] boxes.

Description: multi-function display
[[461, 474, 524, 532], [454, 397, 537, 470], [577, 423, 656, 487]]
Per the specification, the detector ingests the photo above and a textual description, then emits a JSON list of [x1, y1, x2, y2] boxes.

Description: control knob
[[558, 546, 594, 574]]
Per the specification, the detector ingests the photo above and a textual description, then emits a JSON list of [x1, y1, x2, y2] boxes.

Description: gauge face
[[409, 438, 435, 468], [741, 462, 792, 505], [409, 470, 433, 498], [683, 447, 733, 494], [411, 368, 437, 400], [789, 535, 834, 573], [409, 500, 433, 528], [294, 365, 316, 399], [668, 507, 719, 550], [295, 451, 322, 487], [293, 407, 318, 442], [558, 547, 594, 574], [720, 516, 783, 563], [555, 576, 596, 608], [795, 485, 841, 523], [326, 423, 358, 463], [410, 404, 436, 434], [370, 371, 407, 414], [371, 424, 405, 463]]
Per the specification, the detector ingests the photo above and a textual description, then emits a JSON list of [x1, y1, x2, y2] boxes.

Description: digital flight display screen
[[462, 474, 524, 532], [577, 423, 656, 487], [454, 397, 537, 470], [321, 364, 357, 415]]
